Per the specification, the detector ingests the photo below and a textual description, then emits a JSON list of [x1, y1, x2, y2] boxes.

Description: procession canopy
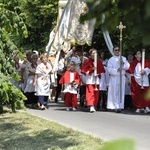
[[46, 0, 96, 56], [61, 0, 96, 46]]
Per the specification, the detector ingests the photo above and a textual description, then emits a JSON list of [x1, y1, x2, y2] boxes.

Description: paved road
[[26, 102, 150, 150]]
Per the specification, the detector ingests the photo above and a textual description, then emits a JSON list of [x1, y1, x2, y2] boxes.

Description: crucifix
[[116, 22, 126, 103]]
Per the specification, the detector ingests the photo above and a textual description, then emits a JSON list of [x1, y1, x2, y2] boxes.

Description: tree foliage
[[17, 0, 58, 51], [0, 0, 58, 113], [0, 1, 28, 113], [81, 0, 150, 56]]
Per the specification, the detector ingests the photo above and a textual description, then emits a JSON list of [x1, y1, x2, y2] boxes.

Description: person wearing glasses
[[107, 46, 130, 113]]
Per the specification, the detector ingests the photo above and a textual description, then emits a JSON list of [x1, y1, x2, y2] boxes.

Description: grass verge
[[0, 110, 104, 150]]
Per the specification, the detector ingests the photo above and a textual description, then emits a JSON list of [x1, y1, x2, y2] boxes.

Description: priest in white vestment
[[107, 47, 130, 112]]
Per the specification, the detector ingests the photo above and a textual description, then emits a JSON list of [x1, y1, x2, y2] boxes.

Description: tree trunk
[[0, 101, 3, 113]]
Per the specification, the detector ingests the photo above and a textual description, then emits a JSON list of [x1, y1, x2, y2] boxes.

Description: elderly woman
[[33, 54, 52, 110], [24, 53, 38, 107]]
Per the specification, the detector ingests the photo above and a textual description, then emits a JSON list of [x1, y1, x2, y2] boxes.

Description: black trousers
[[79, 85, 86, 107], [54, 74, 62, 103], [124, 95, 133, 109], [24, 92, 38, 105], [97, 90, 107, 110]]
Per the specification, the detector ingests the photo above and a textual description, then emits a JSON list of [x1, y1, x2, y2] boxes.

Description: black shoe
[[54, 98, 58, 103], [115, 109, 121, 113]]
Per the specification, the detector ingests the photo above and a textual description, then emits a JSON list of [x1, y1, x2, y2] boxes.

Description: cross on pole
[[116, 22, 126, 103], [117, 22, 126, 43]]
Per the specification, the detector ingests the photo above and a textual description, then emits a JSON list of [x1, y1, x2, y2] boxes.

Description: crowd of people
[[12, 46, 150, 113]]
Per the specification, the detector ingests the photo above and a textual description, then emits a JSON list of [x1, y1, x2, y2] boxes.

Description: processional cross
[[116, 22, 126, 103]]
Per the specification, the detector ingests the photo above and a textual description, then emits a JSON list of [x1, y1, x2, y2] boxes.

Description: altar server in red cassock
[[81, 49, 105, 112], [127, 50, 150, 113], [59, 61, 80, 111]]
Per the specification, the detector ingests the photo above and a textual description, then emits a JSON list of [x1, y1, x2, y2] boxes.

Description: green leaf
[[100, 139, 135, 150]]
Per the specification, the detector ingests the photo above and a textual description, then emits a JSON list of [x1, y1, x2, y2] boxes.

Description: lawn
[[0, 110, 104, 150]]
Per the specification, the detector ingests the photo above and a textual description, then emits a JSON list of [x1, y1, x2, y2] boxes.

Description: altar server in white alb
[[33, 54, 52, 110], [126, 50, 150, 113], [81, 49, 105, 113], [107, 47, 130, 113], [59, 61, 80, 111]]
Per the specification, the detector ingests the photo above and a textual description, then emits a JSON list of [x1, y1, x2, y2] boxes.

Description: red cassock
[[127, 59, 150, 108], [81, 58, 105, 76], [59, 70, 80, 86], [59, 70, 80, 108], [81, 58, 105, 107]]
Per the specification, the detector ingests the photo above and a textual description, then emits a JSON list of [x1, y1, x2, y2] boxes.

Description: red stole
[[81, 58, 105, 75], [59, 70, 80, 86]]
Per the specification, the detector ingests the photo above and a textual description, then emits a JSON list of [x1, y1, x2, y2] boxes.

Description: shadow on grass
[[0, 116, 81, 150]]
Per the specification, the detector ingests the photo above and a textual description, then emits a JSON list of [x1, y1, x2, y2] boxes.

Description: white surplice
[[99, 66, 109, 91], [107, 56, 130, 109], [134, 63, 150, 87], [24, 64, 37, 93]]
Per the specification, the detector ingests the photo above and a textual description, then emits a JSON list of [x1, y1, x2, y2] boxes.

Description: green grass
[[0, 110, 104, 150]]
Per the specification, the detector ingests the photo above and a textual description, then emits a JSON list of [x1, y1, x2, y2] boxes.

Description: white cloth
[[63, 72, 78, 94], [65, 49, 73, 60], [102, 31, 113, 56], [24, 64, 37, 93], [62, 0, 96, 46], [107, 56, 130, 109], [35, 62, 52, 96], [63, 84, 78, 94], [57, 58, 65, 75], [99, 66, 109, 91], [134, 63, 150, 87], [70, 56, 81, 65], [102, 59, 108, 66], [85, 72, 100, 85]]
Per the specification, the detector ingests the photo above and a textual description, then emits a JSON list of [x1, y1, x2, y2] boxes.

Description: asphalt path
[[26, 101, 150, 150]]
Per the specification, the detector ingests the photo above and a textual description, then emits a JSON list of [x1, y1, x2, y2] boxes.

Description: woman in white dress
[[24, 54, 38, 106], [33, 55, 52, 110]]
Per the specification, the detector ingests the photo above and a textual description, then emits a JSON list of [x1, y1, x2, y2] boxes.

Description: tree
[[81, 0, 150, 56], [0, 1, 27, 113], [0, 0, 58, 113], [17, 0, 58, 51]]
